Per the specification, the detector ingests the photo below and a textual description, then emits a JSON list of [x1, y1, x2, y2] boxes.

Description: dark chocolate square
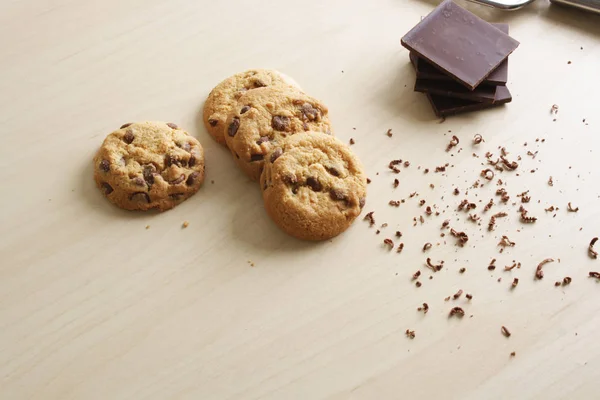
[[427, 86, 512, 117], [401, 0, 519, 90], [410, 23, 509, 86]]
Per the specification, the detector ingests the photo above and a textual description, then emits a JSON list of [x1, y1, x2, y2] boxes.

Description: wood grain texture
[[1, 1, 600, 399]]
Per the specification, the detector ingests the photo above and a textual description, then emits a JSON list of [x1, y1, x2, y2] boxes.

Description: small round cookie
[[93, 121, 205, 211], [224, 86, 333, 181], [260, 132, 366, 241], [203, 69, 301, 146]]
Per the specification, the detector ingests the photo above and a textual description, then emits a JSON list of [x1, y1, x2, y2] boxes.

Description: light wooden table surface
[[2, 1, 600, 399]]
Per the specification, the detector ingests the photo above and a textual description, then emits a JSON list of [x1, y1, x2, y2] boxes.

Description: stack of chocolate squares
[[401, 0, 520, 117]]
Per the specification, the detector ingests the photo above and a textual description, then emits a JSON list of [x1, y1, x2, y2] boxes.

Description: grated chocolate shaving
[[426, 258, 444, 272], [364, 211, 375, 226], [449, 307, 465, 317], [589, 237, 598, 259], [535, 258, 555, 280]]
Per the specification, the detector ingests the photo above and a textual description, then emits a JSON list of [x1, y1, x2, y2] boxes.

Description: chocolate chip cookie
[[93, 121, 205, 211], [260, 132, 366, 241], [224, 86, 333, 181], [203, 69, 300, 146]]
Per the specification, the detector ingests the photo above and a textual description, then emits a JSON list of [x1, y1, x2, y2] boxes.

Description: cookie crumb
[[145, 225, 150, 230], [182, 221, 189, 229], [349, 138, 355, 145]]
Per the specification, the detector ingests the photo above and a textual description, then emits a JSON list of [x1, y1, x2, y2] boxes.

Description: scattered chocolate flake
[[417, 303, 429, 313], [481, 169, 494, 181], [499, 236, 515, 248], [393, 178, 399, 188], [404, 161, 410, 167], [453, 188, 460, 195], [388, 159, 402, 173], [512, 278, 519, 288], [405, 329, 416, 339], [419, 199, 426, 206], [376, 230, 381, 234], [562, 277, 572, 285], [444, 296, 451, 302], [500, 155, 518, 171], [416, 281, 422, 287], [473, 134, 483, 145], [520, 210, 538, 223], [465, 294, 473, 300], [182, 221, 189, 229], [435, 165, 446, 173], [589, 238, 598, 259], [589, 272, 600, 279], [488, 258, 497, 271], [510, 352, 516, 357], [389, 200, 401, 207], [450, 229, 469, 246], [419, 215, 425, 224], [459, 268, 466, 274], [383, 238, 394, 249], [349, 138, 355, 145], [467, 213, 480, 223], [422, 242, 432, 252], [484, 199, 494, 212], [446, 135, 459, 151], [426, 258, 444, 272], [366, 178, 372, 184], [522, 195, 531, 203], [488, 212, 507, 231], [567, 202, 579, 212], [364, 212, 375, 227], [527, 150, 538, 159], [413, 270, 421, 280], [442, 220, 450, 229], [381, 223, 388, 228], [386, 129, 393, 137], [501, 326, 511, 338], [453, 289, 463, 300], [548, 176, 554, 186], [395, 231, 403, 238], [545, 206, 556, 212], [424, 168, 430, 174], [550, 104, 559, 114], [425, 206, 433, 215], [397, 243, 405, 253], [535, 258, 555, 280], [449, 307, 465, 317]]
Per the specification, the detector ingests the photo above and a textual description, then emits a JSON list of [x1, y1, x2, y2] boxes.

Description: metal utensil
[[468, 0, 600, 13], [466, 0, 535, 10]]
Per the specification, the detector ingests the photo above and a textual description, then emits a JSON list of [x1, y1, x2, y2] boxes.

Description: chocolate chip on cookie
[[260, 132, 366, 241], [93, 121, 205, 211], [203, 69, 301, 146], [224, 86, 333, 181]]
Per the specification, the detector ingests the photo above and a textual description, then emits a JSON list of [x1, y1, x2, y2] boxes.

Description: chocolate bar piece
[[410, 23, 509, 86], [401, 0, 519, 90], [414, 78, 497, 103], [427, 86, 512, 117]]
